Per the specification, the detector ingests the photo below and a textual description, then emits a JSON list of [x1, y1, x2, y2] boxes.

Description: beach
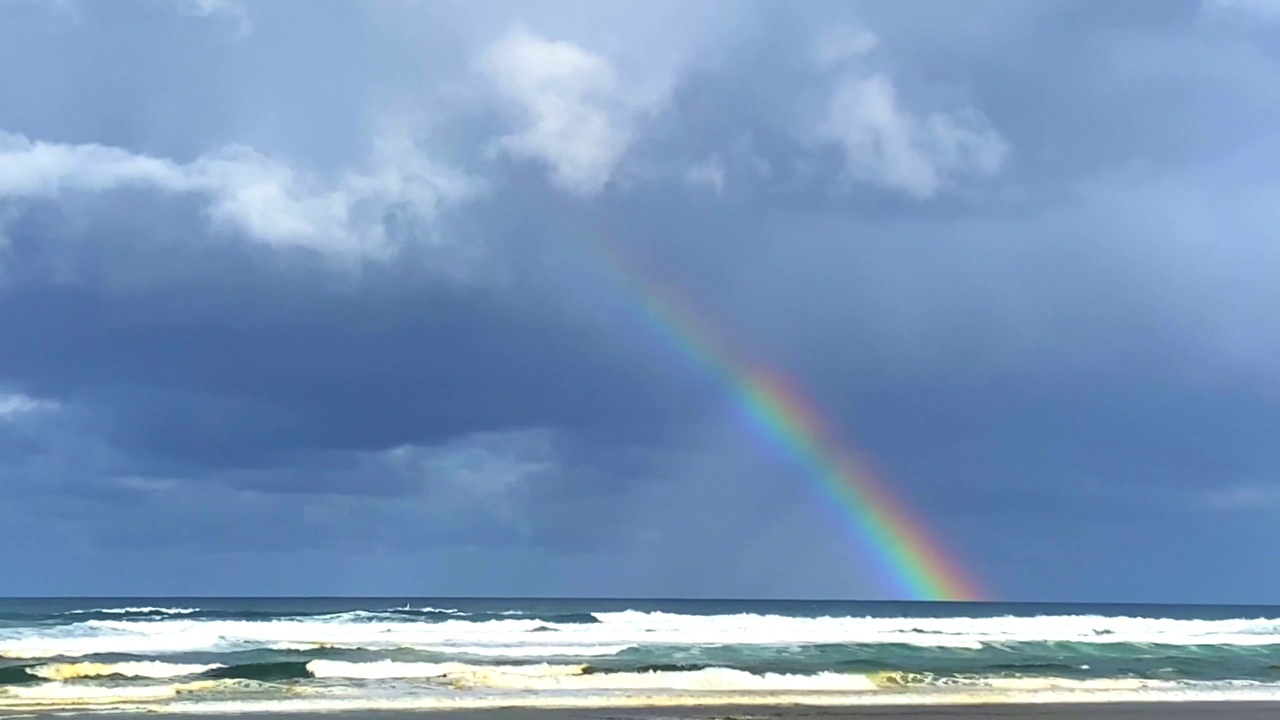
[[18, 703, 1280, 720]]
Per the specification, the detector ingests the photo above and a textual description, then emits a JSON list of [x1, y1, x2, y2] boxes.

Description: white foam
[[306, 660, 588, 680], [871, 671, 1175, 691], [981, 677, 1169, 691], [585, 610, 1280, 648], [418, 644, 638, 657], [3, 673, 1280, 713], [64, 607, 199, 615], [0, 680, 221, 706], [151, 683, 1280, 715], [298, 661, 1173, 694], [0, 623, 227, 658], [442, 667, 880, 692], [309, 609, 465, 623], [0, 617, 625, 658], [8, 611, 1280, 659], [29, 661, 222, 680]]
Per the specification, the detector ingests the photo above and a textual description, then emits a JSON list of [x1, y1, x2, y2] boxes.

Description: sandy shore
[[24, 704, 1280, 720]]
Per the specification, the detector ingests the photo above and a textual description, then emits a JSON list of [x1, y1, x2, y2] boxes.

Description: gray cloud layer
[[1, 0, 1278, 602]]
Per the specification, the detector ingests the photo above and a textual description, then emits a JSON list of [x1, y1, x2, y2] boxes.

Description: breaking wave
[[29, 661, 223, 681], [0, 680, 227, 706], [10, 611, 1280, 660], [7, 604, 1280, 712], [113, 685, 1280, 715], [62, 607, 200, 616], [438, 666, 881, 692], [306, 660, 589, 680], [7, 675, 1280, 714]]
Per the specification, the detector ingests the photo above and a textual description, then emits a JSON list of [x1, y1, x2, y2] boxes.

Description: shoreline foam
[[14, 700, 1280, 720]]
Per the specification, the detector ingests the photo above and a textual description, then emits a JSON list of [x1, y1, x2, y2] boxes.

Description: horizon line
[[0, 595, 1274, 607]]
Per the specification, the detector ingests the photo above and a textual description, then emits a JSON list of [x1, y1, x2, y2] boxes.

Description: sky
[[1, 0, 1279, 603]]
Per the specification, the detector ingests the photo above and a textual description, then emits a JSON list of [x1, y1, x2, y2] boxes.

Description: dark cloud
[[0, 235, 709, 459], [1, 0, 1279, 601]]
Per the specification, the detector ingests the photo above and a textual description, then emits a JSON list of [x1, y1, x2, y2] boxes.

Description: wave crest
[[63, 607, 199, 616], [0, 680, 223, 706], [9, 610, 1280, 660], [30, 662, 222, 681], [306, 660, 588, 680]]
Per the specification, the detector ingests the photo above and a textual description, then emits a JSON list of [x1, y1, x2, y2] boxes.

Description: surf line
[[568, 224, 982, 602]]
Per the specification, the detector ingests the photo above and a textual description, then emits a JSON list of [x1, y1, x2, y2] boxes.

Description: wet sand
[[32, 704, 1280, 720]]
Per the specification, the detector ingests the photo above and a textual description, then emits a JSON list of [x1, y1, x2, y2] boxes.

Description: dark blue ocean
[[2, 598, 1280, 712]]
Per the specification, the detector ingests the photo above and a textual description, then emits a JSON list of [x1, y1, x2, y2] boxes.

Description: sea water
[[2, 598, 1280, 713]]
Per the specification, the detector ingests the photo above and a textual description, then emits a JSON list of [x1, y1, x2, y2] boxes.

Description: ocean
[[2, 598, 1280, 714]]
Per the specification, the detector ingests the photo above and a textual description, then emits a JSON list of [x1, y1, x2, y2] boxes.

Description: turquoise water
[[2, 598, 1280, 712]]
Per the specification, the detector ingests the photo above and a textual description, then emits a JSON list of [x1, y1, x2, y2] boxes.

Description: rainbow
[[577, 240, 983, 602]]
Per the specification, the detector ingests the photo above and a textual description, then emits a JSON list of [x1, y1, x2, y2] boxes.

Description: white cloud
[[683, 156, 726, 195], [1204, 0, 1280, 22], [0, 130, 477, 260], [166, 0, 251, 38], [818, 73, 1010, 199], [1202, 481, 1280, 511], [813, 26, 879, 67], [480, 28, 659, 196], [170, 0, 240, 17], [0, 132, 188, 196], [0, 392, 57, 421]]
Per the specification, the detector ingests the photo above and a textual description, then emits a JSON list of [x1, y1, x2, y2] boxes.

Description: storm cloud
[[1, 0, 1278, 602]]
